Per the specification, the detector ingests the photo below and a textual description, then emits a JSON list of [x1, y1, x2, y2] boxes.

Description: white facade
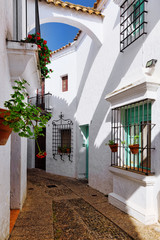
[[40, 0, 160, 225], [0, 1, 40, 239]]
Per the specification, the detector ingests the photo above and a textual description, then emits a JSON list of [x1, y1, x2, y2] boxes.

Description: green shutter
[[133, 0, 144, 32], [124, 103, 151, 169]]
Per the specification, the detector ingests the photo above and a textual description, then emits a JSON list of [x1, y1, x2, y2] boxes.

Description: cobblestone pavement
[[10, 169, 160, 240]]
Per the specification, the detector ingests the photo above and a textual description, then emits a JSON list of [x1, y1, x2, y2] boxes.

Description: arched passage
[[27, 0, 103, 46]]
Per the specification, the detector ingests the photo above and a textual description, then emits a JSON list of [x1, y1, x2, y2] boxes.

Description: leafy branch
[[3, 79, 51, 156]]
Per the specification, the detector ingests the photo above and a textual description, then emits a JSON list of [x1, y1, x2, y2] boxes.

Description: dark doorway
[[35, 127, 46, 170]]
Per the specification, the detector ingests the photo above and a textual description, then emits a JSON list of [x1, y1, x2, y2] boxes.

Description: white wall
[[0, 1, 13, 239], [46, 46, 78, 178], [45, 0, 160, 223], [0, 0, 38, 239]]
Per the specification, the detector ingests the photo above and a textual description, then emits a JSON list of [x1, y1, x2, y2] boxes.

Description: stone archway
[[27, 0, 103, 46]]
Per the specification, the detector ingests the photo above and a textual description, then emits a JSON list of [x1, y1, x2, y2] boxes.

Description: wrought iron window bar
[[28, 92, 52, 112], [120, 0, 148, 52], [52, 113, 73, 161], [110, 99, 155, 175]]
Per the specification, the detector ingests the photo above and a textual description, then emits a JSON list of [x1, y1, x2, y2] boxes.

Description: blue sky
[[39, 0, 96, 51]]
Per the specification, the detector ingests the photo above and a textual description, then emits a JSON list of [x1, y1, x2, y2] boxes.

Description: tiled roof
[[52, 43, 72, 54], [51, 30, 82, 54], [94, 0, 103, 8], [74, 30, 82, 41], [43, 0, 102, 16]]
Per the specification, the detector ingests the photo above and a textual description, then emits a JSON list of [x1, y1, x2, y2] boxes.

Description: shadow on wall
[[76, 40, 101, 103]]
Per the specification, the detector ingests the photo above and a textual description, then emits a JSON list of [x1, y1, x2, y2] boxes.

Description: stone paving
[[9, 169, 160, 240]]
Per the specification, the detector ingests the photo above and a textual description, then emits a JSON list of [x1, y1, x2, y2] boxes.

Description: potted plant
[[57, 146, 62, 153], [129, 135, 139, 154], [105, 140, 118, 152], [62, 145, 67, 153], [0, 109, 13, 145], [66, 147, 71, 154], [1, 79, 51, 158]]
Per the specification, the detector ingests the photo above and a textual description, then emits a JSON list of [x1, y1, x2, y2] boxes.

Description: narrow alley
[[9, 169, 160, 240]]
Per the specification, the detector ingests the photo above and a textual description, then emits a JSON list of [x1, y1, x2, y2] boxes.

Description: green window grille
[[110, 99, 155, 175]]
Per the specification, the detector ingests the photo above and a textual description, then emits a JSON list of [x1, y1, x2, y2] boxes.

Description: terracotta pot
[[66, 148, 71, 153], [0, 109, 12, 145], [129, 144, 139, 154], [109, 144, 118, 152]]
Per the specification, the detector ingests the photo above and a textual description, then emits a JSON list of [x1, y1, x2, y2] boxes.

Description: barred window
[[110, 99, 155, 175], [52, 113, 73, 159], [120, 0, 147, 51]]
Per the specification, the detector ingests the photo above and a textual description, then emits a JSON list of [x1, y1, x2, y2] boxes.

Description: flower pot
[[129, 144, 139, 154], [109, 144, 118, 152], [0, 109, 12, 145], [66, 148, 71, 153]]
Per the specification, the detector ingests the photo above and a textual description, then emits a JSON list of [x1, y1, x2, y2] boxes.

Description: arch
[[27, 0, 103, 46]]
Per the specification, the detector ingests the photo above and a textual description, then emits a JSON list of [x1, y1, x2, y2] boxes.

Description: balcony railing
[[28, 93, 52, 112]]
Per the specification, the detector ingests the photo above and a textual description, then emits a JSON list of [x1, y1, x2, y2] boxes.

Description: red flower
[[37, 32, 40, 35], [43, 40, 47, 45], [44, 54, 46, 56], [44, 58, 47, 61], [37, 36, 41, 40], [28, 34, 32, 39], [38, 45, 41, 49], [36, 152, 47, 158], [44, 47, 47, 50]]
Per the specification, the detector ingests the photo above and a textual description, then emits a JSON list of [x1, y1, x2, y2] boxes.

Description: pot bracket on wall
[[52, 112, 73, 161]]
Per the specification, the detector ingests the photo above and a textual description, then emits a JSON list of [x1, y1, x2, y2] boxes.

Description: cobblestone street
[[9, 169, 160, 240]]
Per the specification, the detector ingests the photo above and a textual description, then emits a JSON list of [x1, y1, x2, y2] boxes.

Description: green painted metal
[[123, 103, 151, 170], [133, 0, 144, 33], [80, 125, 89, 179]]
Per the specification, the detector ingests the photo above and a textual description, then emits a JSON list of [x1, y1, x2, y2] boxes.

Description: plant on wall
[[2, 79, 51, 158], [129, 135, 139, 154], [105, 140, 118, 152], [25, 33, 53, 79]]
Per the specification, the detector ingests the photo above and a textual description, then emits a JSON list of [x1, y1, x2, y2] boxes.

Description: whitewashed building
[[27, 0, 160, 226], [0, 1, 40, 239]]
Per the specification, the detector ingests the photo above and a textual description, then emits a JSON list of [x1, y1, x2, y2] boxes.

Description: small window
[[52, 113, 73, 157], [120, 0, 147, 51], [61, 129, 71, 149], [62, 75, 68, 92]]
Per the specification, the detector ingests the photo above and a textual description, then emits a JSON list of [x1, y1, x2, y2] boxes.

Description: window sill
[[109, 166, 155, 186], [105, 79, 160, 108]]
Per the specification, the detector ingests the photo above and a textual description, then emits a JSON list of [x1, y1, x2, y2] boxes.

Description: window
[[62, 75, 68, 92], [61, 129, 71, 149], [110, 100, 155, 175], [52, 113, 73, 159], [120, 0, 147, 51]]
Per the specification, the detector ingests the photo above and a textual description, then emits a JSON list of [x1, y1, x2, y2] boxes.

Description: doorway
[[35, 127, 46, 170]]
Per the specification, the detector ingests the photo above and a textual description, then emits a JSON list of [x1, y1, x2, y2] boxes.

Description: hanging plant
[[129, 135, 139, 154], [25, 33, 53, 79], [2, 79, 51, 156], [105, 140, 118, 152]]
